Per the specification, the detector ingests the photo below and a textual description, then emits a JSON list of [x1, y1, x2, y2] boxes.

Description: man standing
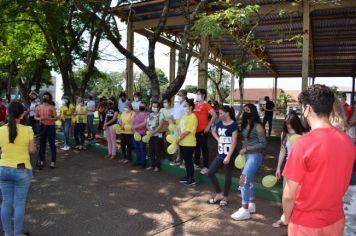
[[338, 92, 353, 123], [281, 84, 355, 235], [194, 89, 217, 174], [262, 96, 275, 136]]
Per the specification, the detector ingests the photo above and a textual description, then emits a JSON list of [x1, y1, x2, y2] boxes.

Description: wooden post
[[230, 73, 235, 106], [312, 77, 315, 85], [126, 21, 134, 99], [215, 68, 222, 103], [352, 76, 355, 108], [169, 47, 176, 102], [301, 0, 310, 90], [198, 35, 208, 90], [273, 77, 278, 103]]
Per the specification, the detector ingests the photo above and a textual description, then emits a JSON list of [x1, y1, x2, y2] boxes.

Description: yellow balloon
[[134, 132, 142, 141], [113, 124, 122, 134], [124, 124, 132, 131], [55, 120, 62, 128], [289, 134, 301, 145], [168, 123, 176, 132], [167, 144, 177, 155], [146, 131, 152, 136], [234, 154, 246, 169], [142, 135, 150, 143], [262, 175, 277, 188], [166, 134, 177, 144]]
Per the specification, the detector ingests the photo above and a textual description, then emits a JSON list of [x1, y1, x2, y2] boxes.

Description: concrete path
[[22, 146, 287, 236]]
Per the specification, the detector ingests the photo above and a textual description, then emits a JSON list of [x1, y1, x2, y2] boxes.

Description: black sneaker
[[179, 176, 189, 183], [184, 179, 196, 186]]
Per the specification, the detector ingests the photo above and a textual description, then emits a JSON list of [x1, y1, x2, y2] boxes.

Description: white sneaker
[[231, 207, 251, 221], [248, 202, 256, 213], [200, 167, 209, 175]]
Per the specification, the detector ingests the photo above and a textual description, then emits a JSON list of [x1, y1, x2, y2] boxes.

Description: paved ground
[[20, 142, 288, 236]]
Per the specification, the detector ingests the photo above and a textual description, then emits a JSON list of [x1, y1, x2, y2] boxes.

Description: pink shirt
[[133, 112, 149, 135]]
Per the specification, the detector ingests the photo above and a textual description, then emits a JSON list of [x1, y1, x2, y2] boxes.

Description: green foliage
[[276, 90, 293, 109], [86, 70, 125, 98], [135, 68, 168, 103], [185, 85, 197, 94]]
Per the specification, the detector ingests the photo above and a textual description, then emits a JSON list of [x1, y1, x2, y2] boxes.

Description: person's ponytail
[[7, 101, 24, 144]]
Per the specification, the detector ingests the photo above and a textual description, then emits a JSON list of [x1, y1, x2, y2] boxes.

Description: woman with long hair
[[59, 96, 74, 150], [207, 105, 239, 206], [273, 112, 307, 227], [330, 94, 348, 131], [103, 97, 119, 160], [132, 102, 149, 167], [73, 97, 87, 150], [231, 103, 266, 221], [120, 101, 135, 164], [0, 101, 37, 236]]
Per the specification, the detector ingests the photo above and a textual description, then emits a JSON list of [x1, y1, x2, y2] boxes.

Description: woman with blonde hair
[[330, 94, 348, 131]]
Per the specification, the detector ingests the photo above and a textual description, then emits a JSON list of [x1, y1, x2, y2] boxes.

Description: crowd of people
[[0, 84, 355, 236]]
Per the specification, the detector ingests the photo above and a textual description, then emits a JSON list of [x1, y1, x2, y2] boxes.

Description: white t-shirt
[[131, 100, 141, 111], [86, 100, 96, 115], [29, 101, 37, 117], [172, 101, 185, 121]]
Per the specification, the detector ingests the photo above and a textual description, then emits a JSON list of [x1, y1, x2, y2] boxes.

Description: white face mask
[[196, 94, 202, 102], [163, 102, 169, 108], [134, 97, 139, 102], [185, 107, 190, 114], [124, 108, 129, 112], [152, 107, 158, 112], [61, 99, 67, 105], [178, 96, 183, 102]]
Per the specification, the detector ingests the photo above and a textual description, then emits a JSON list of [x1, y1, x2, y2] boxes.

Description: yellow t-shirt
[[0, 124, 34, 169], [59, 104, 74, 120], [120, 111, 135, 134], [178, 113, 197, 147], [73, 105, 87, 124]]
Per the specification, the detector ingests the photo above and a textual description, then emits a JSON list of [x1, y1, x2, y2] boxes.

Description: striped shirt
[[36, 104, 56, 125]]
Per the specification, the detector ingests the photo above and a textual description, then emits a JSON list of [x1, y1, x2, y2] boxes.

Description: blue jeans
[[87, 114, 95, 139], [240, 152, 263, 205], [74, 123, 86, 146], [133, 138, 146, 166], [39, 125, 57, 162], [0, 167, 32, 236], [62, 118, 71, 146]]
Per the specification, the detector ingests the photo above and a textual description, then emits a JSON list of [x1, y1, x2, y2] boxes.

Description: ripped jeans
[[240, 152, 263, 205]]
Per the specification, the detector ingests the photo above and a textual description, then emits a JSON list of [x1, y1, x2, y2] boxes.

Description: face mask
[[196, 94, 202, 102], [134, 97, 139, 102], [152, 107, 158, 112], [163, 102, 169, 108], [184, 107, 190, 114], [124, 108, 129, 112], [178, 96, 183, 102], [139, 106, 145, 112], [43, 98, 48, 103], [121, 98, 126, 102], [62, 99, 67, 105]]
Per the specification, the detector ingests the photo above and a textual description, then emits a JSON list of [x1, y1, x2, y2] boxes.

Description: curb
[[56, 132, 282, 203]]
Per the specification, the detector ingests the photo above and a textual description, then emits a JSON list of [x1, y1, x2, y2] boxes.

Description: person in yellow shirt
[[177, 99, 198, 185], [0, 101, 37, 236], [59, 96, 74, 150], [73, 97, 87, 150], [119, 102, 135, 164]]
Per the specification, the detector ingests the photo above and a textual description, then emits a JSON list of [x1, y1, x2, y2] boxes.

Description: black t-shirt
[[215, 121, 238, 159], [105, 107, 118, 126], [264, 100, 275, 116]]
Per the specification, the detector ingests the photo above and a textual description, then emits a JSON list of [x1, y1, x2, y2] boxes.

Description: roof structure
[[227, 88, 300, 101], [112, 0, 356, 78]]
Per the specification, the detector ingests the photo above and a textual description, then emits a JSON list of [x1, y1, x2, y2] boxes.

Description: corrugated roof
[[113, 0, 356, 78]]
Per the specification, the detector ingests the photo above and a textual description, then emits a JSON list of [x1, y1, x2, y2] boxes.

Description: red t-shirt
[[344, 103, 353, 122], [0, 104, 6, 122], [194, 101, 213, 132], [283, 128, 355, 228]]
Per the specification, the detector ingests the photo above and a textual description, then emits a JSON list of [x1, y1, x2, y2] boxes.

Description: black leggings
[[180, 146, 195, 180], [207, 154, 236, 196], [121, 134, 133, 161]]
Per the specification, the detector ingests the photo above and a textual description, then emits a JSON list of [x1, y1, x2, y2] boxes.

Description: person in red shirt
[[0, 98, 7, 125], [193, 89, 217, 174], [281, 84, 355, 236], [338, 92, 353, 123]]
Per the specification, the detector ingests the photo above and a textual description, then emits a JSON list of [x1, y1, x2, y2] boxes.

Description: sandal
[[219, 198, 228, 206], [272, 219, 286, 228], [207, 198, 221, 205]]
